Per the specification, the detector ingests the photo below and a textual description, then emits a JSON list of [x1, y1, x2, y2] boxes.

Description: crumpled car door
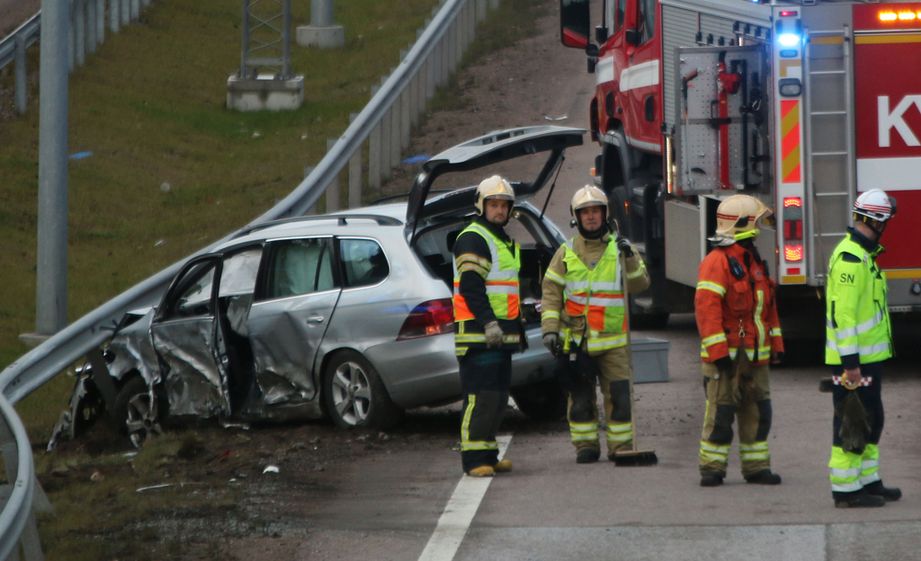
[[245, 236, 341, 408], [150, 255, 231, 418]]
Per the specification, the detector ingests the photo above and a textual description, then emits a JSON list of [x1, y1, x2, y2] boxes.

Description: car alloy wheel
[[330, 359, 372, 427]]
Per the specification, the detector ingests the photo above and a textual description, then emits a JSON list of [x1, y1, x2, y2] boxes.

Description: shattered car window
[[340, 238, 389, 288], [172, 263, 216, 318], [219, 247, 262, 297], [265, 238, 335, 298]]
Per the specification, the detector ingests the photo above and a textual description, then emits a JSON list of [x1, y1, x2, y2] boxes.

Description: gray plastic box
[[630, 336, 669, 383]]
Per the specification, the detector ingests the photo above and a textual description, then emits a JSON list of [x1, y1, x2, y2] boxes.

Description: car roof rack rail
[[234, 213, 402, 238]]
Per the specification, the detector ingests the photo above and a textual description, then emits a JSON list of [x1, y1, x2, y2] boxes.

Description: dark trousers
[[458, 349, 512, 473]]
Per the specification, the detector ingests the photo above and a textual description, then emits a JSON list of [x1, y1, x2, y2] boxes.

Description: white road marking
[[417, 434, 512, 561]]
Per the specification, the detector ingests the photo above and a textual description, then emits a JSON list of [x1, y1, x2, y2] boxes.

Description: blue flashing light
[[777, 32, 801, 47]]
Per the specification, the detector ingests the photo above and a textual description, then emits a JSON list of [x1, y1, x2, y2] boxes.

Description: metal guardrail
[[0, 0, 499, 558], [0, 0, 154, 115]]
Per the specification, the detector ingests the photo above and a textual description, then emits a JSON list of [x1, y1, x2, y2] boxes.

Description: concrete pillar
[[14, 36, 26, 114], [36, 0, 71, 335], [325, 138, 340, 211], [297, 0, 344, 48]]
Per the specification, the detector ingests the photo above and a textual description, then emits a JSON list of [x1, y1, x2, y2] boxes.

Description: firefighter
[[825, 189, 902, 508], [453, 175, 524, 477], [695, 194, 783, 487], [540, 185, 650, 463]]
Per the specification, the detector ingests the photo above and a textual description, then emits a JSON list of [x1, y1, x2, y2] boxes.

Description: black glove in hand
[[484, 321, 504, 349], [542, 333, 560, 355], [714, 356, 734, 375], [616, 236, 634, 257]]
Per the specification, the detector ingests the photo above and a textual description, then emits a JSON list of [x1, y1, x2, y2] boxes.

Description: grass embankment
[[0, 0, 549, 558]]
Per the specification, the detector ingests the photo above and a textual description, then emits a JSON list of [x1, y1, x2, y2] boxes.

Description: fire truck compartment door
[[673, 45, 768, 195]]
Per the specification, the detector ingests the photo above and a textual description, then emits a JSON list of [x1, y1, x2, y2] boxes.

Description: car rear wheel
[[511, 378, 566, 421], [323, 351, 403, 430], [110, 376, 163, 448]]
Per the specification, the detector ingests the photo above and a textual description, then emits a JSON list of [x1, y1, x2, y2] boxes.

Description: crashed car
[[49, 125, 584, 448]]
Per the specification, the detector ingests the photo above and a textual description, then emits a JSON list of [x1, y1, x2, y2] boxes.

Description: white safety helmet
[[569, 184, 609, 217], [712, 195, 772, 244], [853, 189, 896, 224], [474, 175, 515, 215]]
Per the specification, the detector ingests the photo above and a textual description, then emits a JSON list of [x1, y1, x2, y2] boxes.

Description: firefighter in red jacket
[[695, 195, 784, 487]]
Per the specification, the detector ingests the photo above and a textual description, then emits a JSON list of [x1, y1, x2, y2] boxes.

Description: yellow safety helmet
[[713, 195, 772, 242], [570, 184, 608, 216], [474, 175, 515, 215]]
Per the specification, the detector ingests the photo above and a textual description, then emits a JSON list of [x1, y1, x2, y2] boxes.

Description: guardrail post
[[476, 0, 487, 22], [389, 91, 401, 169], [121, 0, 130, 26], [14, 36, 27, 114], [348, 114, 362, 208], [110, 0, 121, 33], [324, 138, 340, 211], [490, 0, 499, 10], [380, 85, 392, 180], [96, 0, 105, 44], [369, 117, 382, 193], [87, 0, 97, 55], [131, 0, 140, 21], [74, 0, 86, 67]]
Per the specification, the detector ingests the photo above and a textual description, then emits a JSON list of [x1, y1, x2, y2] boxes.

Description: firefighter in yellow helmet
[[453, 175, 524, 477], [695, 194, 783, 487], [540, 185, 650, 463], [825, 189, 901, 508]]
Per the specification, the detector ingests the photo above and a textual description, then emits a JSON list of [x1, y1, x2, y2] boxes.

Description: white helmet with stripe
[[853, 189, 896, 223]]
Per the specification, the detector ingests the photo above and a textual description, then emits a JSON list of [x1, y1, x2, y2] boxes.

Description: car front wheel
[[110, 376, 163, 448], [323, 351, 403, 430]]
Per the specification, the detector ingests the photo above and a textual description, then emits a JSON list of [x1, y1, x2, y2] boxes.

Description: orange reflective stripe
[[508, 294, 520, 318], [453, 294, 474, 321], [588, 307, 606, 331]]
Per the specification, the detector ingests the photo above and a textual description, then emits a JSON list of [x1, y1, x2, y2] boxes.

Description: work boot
[[700, 474, 724, 487], [467, 465, 495, 478], [744, 470, 782, 485], [494, 459, 513, 473], [576, 448, 600, 464], [834, 490, 885, 508], [864, 481, 902, 501]]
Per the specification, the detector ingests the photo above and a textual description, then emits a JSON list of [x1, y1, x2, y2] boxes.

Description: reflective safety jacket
[[825, 231, 892, 367], [453, 220, 522, 356], [541, 234, 649, 354], [695, 242, 783, 365]]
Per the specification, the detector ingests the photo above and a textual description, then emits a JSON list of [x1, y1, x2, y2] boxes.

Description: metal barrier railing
[[0, 0, 154, 115], [0, 1, 500, 558]]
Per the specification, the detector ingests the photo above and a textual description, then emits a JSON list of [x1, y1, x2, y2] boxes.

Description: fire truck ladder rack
[[804, 26, 856, 284]]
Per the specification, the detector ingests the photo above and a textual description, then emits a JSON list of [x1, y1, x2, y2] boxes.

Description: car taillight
[[783, 196, 804, 262], [397, 298, 455, 340]]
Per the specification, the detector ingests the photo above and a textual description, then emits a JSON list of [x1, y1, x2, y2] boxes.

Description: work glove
[[771, 351, 784, 365], [484, 321, 504, 349], [542, 333, 560, 355], [714, 356, 734, 377], [616, 236, 634, 258]]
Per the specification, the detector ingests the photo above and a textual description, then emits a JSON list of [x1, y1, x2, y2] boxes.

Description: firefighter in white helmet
[[453, 175, 524, 477], [695, 194, 784, 487], [825, 188, 901, 508], [540, 185, 650, 463]]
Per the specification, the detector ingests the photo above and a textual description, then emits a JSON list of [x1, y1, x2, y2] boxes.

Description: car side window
[[340, 238, 389, 288], [265, 238, 335, 299], [219, 247, 262, 297], [172, 262, 217, 318]]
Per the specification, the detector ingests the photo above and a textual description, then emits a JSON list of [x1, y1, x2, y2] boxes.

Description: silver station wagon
[[50, 126, 585, 448]]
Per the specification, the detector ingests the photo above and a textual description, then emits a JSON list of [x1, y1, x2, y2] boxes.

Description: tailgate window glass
[[265, 238, 335, 298], [340, 238, 389, 287]]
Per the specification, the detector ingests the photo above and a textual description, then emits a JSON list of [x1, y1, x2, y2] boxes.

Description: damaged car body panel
[[49, 125, 584, 448]]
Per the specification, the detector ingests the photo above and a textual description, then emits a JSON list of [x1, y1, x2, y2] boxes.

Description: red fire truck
[[560, 0, 921, 331]]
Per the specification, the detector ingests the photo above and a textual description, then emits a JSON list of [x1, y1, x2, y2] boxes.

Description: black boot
[[700, 473, 724, 487], [744, 469, 782, 485], [576, 447, 600, 464], [834, 490, 886, 508], [864, 481, 902, 501]]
